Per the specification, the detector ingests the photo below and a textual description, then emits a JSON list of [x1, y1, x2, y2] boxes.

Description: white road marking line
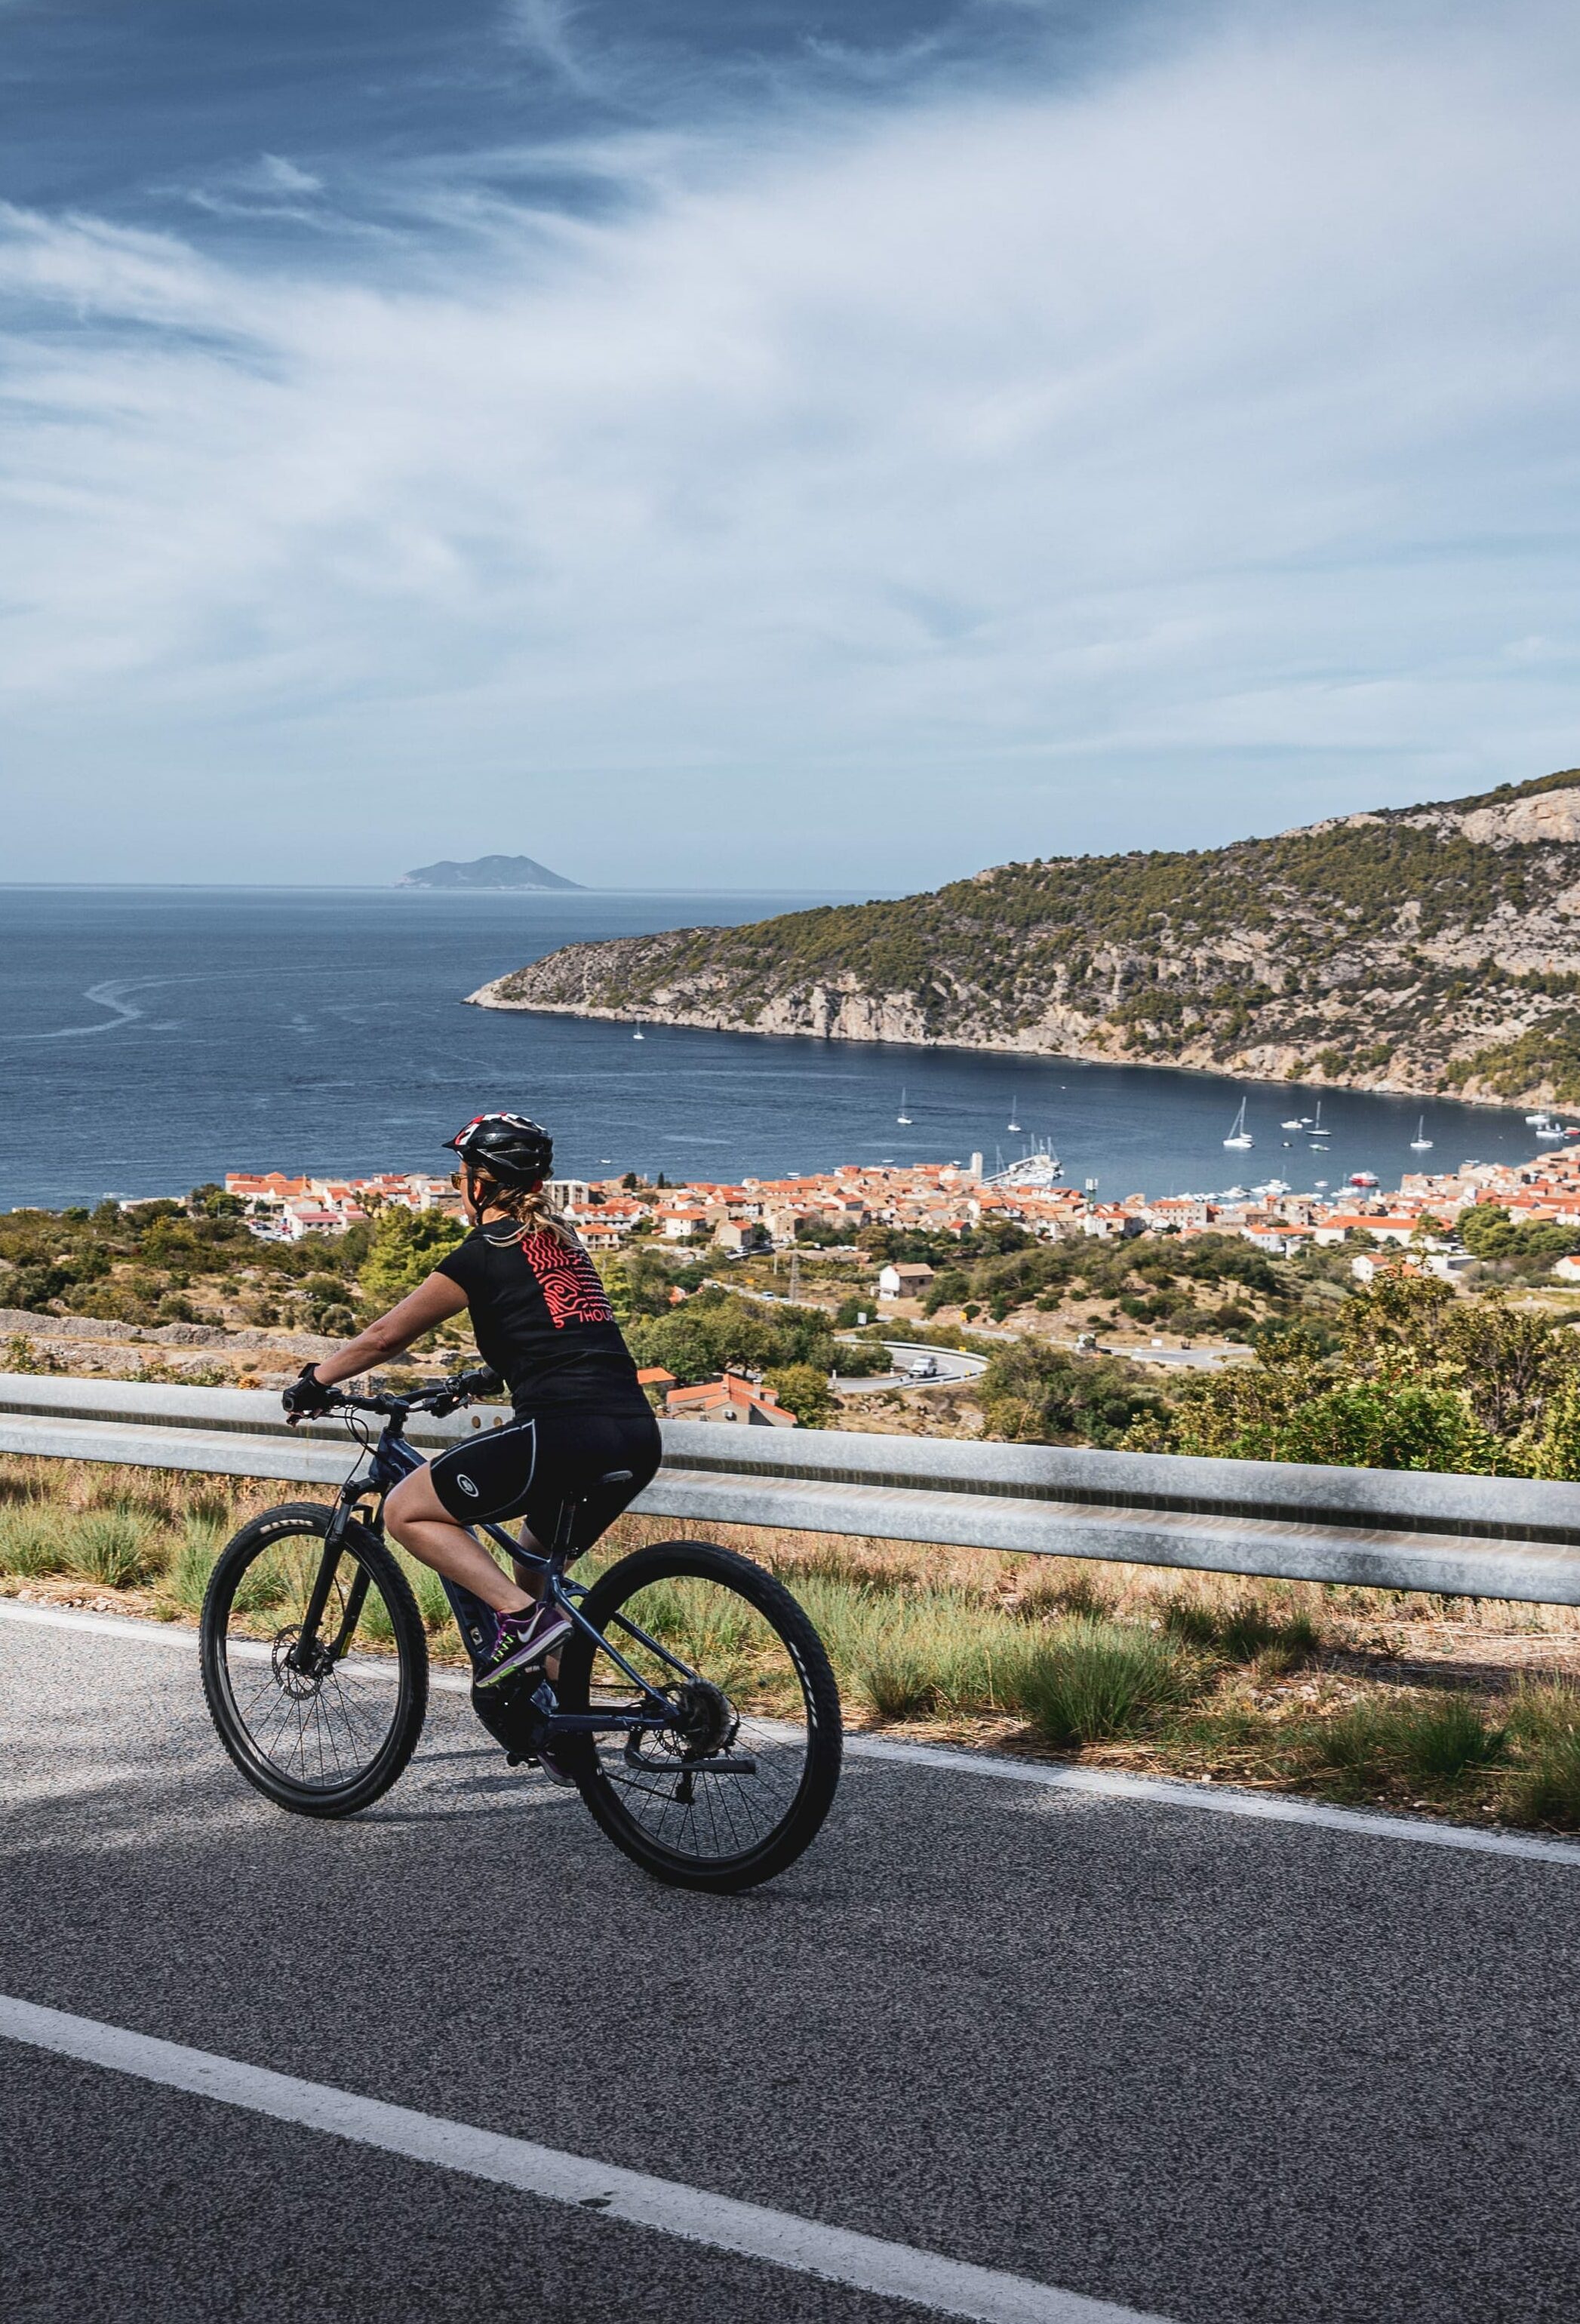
[[6, 1594, 1580, 1867], [0, 1994, 1173, 2324], [0, 1600, 187, 1646]]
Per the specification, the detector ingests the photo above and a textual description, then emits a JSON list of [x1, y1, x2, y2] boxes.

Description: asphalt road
[[835, 1342, 988, 1394], [4, 1609, 1580, 2324]]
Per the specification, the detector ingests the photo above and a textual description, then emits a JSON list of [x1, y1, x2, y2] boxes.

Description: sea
[[0, 885, 1557, 1212]]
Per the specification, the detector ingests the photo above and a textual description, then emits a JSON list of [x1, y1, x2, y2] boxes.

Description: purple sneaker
[[475, 1601, 573, 1689]]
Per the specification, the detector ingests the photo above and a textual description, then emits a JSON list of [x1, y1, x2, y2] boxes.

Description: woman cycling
[[281, 1111, 662, 1688]]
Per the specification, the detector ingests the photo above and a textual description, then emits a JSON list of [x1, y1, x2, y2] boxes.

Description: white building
[[878, 1262, 936, 1300]]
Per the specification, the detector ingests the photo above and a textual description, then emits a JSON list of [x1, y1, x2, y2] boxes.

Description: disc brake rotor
[[271, 1626, 327, 1700]]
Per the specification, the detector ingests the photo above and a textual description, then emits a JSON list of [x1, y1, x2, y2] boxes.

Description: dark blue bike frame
[[312, 1409, 694, 1743]]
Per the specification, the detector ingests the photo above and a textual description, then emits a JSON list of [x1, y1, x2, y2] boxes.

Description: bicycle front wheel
[[199, 1502, 428, 1818], [555, 1539, 841, 1892]]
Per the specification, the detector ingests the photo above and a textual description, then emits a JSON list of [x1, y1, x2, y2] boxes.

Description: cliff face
[[466, 770, 1580, 1107]]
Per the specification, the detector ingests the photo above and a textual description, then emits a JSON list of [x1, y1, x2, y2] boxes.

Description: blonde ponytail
[[517, 1181, 583, 1250], [472, 1173, 581, 1250]]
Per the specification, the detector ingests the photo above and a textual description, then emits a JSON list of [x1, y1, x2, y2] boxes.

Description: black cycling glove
[[281, 1363, 334, 1420]]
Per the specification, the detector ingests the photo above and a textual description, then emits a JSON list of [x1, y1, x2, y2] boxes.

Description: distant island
[[399, 854, 583, 892], [464, 767, 1580, 1109]]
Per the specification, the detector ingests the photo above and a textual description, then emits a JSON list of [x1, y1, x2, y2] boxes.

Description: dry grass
[[11, 1457, 1580, 1829]]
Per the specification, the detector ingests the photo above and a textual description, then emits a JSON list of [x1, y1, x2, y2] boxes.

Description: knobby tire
[[555, 1538, 842, 1892], [200, 1502, 428, 1818]]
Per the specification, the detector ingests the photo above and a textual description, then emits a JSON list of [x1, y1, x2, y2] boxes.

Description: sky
[[2, 0, 1579, 890]]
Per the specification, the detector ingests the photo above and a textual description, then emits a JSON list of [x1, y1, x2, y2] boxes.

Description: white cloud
[[257, 154, 322, 196], [2, 2, 1579, 883]]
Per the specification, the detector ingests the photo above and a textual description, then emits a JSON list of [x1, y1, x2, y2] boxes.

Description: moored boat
[[1223, 1097, 1254, 1151]]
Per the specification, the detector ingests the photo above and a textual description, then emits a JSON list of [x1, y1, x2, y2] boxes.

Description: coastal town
[[220, 1139, 1580, 1285], [8, 1135, 1579, 1437]]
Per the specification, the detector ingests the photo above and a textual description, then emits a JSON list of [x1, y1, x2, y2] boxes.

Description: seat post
[[549, 1496, 583, 1567], [551, 1469, 634, 1571]]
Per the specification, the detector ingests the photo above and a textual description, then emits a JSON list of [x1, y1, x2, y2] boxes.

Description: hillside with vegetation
[[470, 769, 1580, 1105]]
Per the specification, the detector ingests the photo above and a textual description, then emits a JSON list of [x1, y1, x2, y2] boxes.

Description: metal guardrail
[[4, 1372, 1580, 1605]]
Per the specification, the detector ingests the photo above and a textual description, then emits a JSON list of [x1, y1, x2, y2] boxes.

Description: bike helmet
[[444, 1111, 554, 1186]]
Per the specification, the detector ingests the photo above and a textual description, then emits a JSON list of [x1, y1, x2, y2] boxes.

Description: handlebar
[[293, 1366, 503, 1425]]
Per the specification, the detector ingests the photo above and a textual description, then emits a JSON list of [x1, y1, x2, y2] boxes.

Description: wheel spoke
[[577, 1566, 823, 1869], [213, 1526, 406, 1795]]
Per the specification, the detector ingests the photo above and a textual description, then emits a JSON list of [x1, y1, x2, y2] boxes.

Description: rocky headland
[[466, 770, 1580, 1108]]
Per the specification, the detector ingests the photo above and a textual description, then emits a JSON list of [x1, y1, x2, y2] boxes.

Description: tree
[[189, 1184, 244, 1218], [979, 1340, 1163, 1448], [924, 1268, 971, 1316], [1459, 1204, 1521, 1259], [764, 1363, 833, 1427], [624, 1290, 841, 1385], [358, 1208, 466, 1309], [601, 1247, 678, 1324], [1131, 1276, 1580, 1475], [1459, 1204, 1580, 1264]]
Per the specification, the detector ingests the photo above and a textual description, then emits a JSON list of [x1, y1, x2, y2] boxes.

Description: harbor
[[3, 884, 1575, 1212]]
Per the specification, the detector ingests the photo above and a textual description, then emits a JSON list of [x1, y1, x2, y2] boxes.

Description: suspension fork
[[291, 1488, 371, 1671]]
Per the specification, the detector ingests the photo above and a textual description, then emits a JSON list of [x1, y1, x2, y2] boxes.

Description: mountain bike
[[198, 1371, 842, 1892]]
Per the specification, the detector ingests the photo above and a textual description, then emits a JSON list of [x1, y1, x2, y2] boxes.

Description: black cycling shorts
[[427, 1406, 662, 1554]]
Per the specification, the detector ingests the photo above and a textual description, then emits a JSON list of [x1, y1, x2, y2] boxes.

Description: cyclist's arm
[[309, 1272, 470, 1388]]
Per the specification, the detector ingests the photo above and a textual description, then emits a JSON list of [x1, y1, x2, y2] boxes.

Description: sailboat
[[1409, 1115, 1433, 1152], [1007, 1093, 1022, 1133], [1223, 1097, 1254, 1151], [1309, 1099, 1329, 1145], [896, 1087, 913, 1126], [632, 1030, 644, 1041]]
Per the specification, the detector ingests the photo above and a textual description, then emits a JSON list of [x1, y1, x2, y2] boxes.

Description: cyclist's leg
[[506, 1411, 660, 1689], [517, 1410, 662, 1562], [384, 1466, 536, 1614], [511, 1532, 549, 1597]]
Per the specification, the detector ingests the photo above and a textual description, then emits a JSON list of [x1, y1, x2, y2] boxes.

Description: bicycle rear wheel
[[555, 1539, 841, 1892], [200, 1502, 427, 1817]]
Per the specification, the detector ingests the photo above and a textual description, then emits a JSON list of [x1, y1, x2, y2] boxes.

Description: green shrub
[[1160, 1590, 1320, 1665], [1500, 1683, 1580, 1824], [0, 1506, 69, 1577], [856, 1628, 947, 1719], [66, 1508, 161, 1590], [795, 1580, 1004, 1721], [1013, 1563, 1114, 1622], [1160, 1595, 1220, 1648], [166, 1520, 226, 1613], [1305, 1692, 1505, 1788], [1010, 1619, 1191, 1745], [358, 1586, 396, 1643], [232, 1553, 289, 1615]]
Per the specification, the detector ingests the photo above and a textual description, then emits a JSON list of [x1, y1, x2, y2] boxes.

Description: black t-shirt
[[435, 1224, 647, 1415]]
